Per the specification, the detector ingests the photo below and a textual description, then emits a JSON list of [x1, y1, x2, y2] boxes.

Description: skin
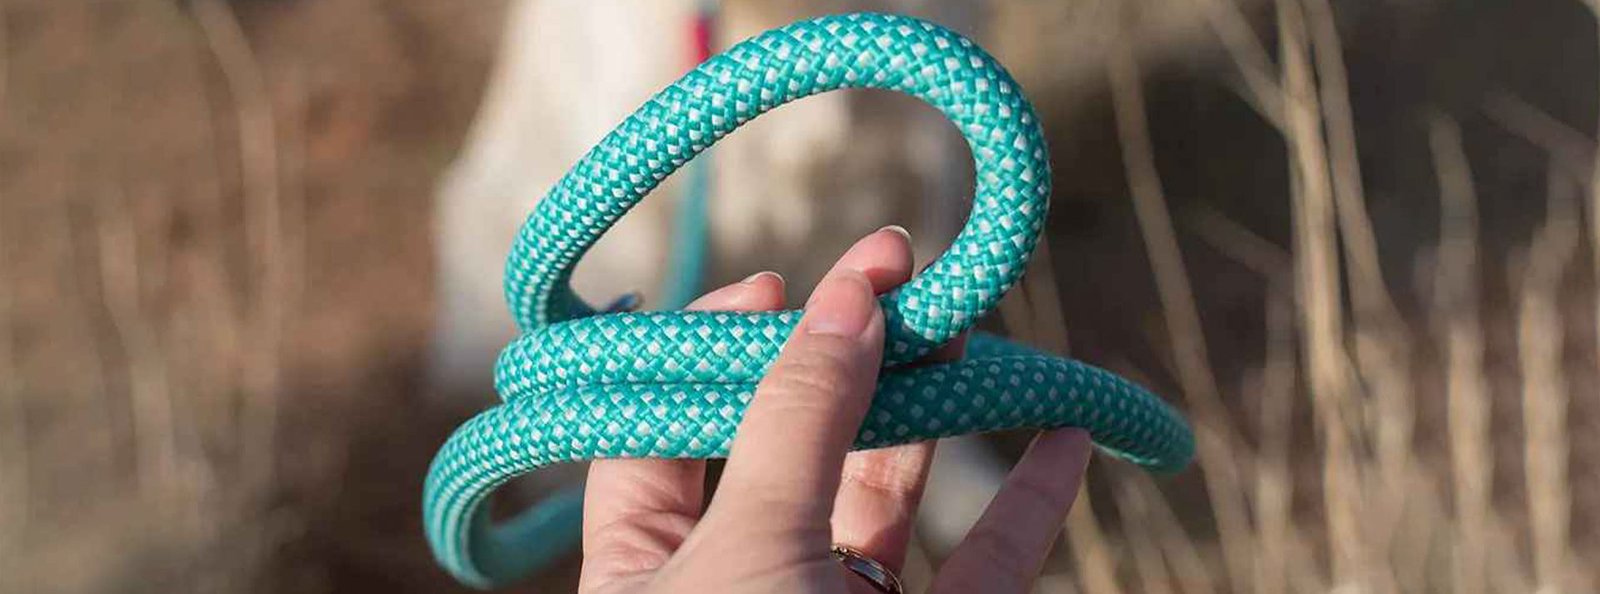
[[577, 227, 1094, 594]]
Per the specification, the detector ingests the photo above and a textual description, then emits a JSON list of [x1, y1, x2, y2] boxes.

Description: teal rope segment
[[424, 13, 1195, 589]]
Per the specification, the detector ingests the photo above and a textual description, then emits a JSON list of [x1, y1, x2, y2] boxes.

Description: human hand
[[577, 227, 1094, 594]]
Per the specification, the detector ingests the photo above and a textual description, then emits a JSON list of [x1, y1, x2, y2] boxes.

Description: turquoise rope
[[424, 13, 1195, 589], [657, 1, 718, 310]]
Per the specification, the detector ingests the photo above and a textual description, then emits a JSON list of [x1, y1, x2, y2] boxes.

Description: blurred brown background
[[1, 0, 1597, 592]]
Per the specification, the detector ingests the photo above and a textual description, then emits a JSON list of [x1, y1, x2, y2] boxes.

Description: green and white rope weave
[[424, 13, 1195, 589]]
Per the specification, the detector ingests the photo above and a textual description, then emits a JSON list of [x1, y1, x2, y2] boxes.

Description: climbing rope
[[658, 1, 719, 310], [424, 13, 1195, 588]]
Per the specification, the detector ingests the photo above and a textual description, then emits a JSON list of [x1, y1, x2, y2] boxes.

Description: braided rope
[[424, 13, 1194, 588]]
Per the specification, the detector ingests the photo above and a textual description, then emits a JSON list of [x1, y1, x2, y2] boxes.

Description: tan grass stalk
[[95, 185, 180, 499], [1037, 572, 1086, 594], [1584, 1, 1600, 434], [1426, 112, 1495, 594], [1194, 0, 1287, 131], [1015, 252, 1122, 594], [193, 1, 303, 585], [1276, 0, 1371, 587], [1472, 100, 1600, 550], [1064, 491, 1126, 594], [57, 178, 119, 484], [1008, 224, 1128, 594], [1482, 92, 1595, 182], [170, 0, 245, 450], [1185, 208, 1305, 594], [1184, 206, 1302, 594], [1286, 532, 1331, 593], [1515, 166, 1579, 594], [1389, 471, 1443, 592], [1118, 466, 1219, 594], [192, 0, 289, 493], [1254, 279, 1297, 594], [1488, 515, 1534, 593], [1298, 2, 1419, 567], [1186, 206, 1293, 276], [1108, 37, 1254, 594], [1110, 473, 1178, 594], [1190, 208, 1299, 594], [1479, 93, 1594, 593]]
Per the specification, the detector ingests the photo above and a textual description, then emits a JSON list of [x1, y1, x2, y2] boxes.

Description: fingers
[[838, 225, 917, 289], [706, 230, 908, 546], [929, 428, 1094, 594], [686, 271, 787, 312], [830, 442, 937, 572], [579, 272, 786, 593], [827, 225, 936, 572]]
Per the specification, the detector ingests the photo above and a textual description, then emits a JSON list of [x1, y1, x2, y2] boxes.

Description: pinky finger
[[927, 428, 1093, 594]]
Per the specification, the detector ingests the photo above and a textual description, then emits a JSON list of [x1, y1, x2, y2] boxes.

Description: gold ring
[[830, 545, 904, 594]]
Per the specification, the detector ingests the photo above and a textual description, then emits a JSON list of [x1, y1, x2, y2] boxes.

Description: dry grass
[[0, 1, 473, 591], [1516, 165, 1580, 594], [1108, 34, 1253, 594], [1003, 237, 1126, 594], [1585, 1, 1600, 431], [1020, 0, 1599, 592], [1277, 0, 1373, 588], [1427, 110, 1497, 594]]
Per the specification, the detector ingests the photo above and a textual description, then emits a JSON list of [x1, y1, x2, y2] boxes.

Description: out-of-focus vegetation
[[0, 0, 1596, 592]]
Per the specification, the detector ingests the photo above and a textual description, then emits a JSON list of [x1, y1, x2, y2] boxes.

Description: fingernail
[[803, 270, 877, 337], [878, 224, 911, 242], [741, 270, 783, 285]]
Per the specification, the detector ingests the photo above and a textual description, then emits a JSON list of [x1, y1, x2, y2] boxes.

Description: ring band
[[831, 545, 904, 594]]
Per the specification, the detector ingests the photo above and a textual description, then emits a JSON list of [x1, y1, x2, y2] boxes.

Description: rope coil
[[424, 13, 1194, 588]]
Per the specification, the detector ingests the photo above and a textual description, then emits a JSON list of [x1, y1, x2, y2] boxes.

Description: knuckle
[[1007, 471, 1078, 514], [716, 487, 831, 535], [936, 470, 1078, 591], [583, 511, 696, 575], [954, 524, 1042, 590], [760, 351, 862, 399], [841, 448, 931, 499]]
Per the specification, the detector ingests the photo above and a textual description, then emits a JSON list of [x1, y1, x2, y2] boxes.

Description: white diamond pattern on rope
[[425, 13, 1193, 589]]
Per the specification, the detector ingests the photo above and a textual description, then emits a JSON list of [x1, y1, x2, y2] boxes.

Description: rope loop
[[425, 14, 1194, 588]]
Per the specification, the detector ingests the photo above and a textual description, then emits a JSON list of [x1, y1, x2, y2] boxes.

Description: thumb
[[711, 267, 886, 538]]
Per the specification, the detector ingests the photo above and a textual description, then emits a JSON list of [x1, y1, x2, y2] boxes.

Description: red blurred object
[[691, 8, 715, 64]]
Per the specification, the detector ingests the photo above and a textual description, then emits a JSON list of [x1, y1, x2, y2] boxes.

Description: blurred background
[[2, 0, 1597, 592]]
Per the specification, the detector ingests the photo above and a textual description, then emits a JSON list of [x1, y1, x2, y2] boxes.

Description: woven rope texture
[[424, 13, 1195, 588]]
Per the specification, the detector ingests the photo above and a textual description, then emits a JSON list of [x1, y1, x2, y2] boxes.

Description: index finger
[[929, 428, 1093, 593]]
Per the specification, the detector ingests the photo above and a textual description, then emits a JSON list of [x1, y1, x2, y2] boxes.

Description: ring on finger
[[831, 544, 904, 594]]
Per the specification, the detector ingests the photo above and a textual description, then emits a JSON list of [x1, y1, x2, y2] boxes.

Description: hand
[[577, 228, 1094, 594]]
